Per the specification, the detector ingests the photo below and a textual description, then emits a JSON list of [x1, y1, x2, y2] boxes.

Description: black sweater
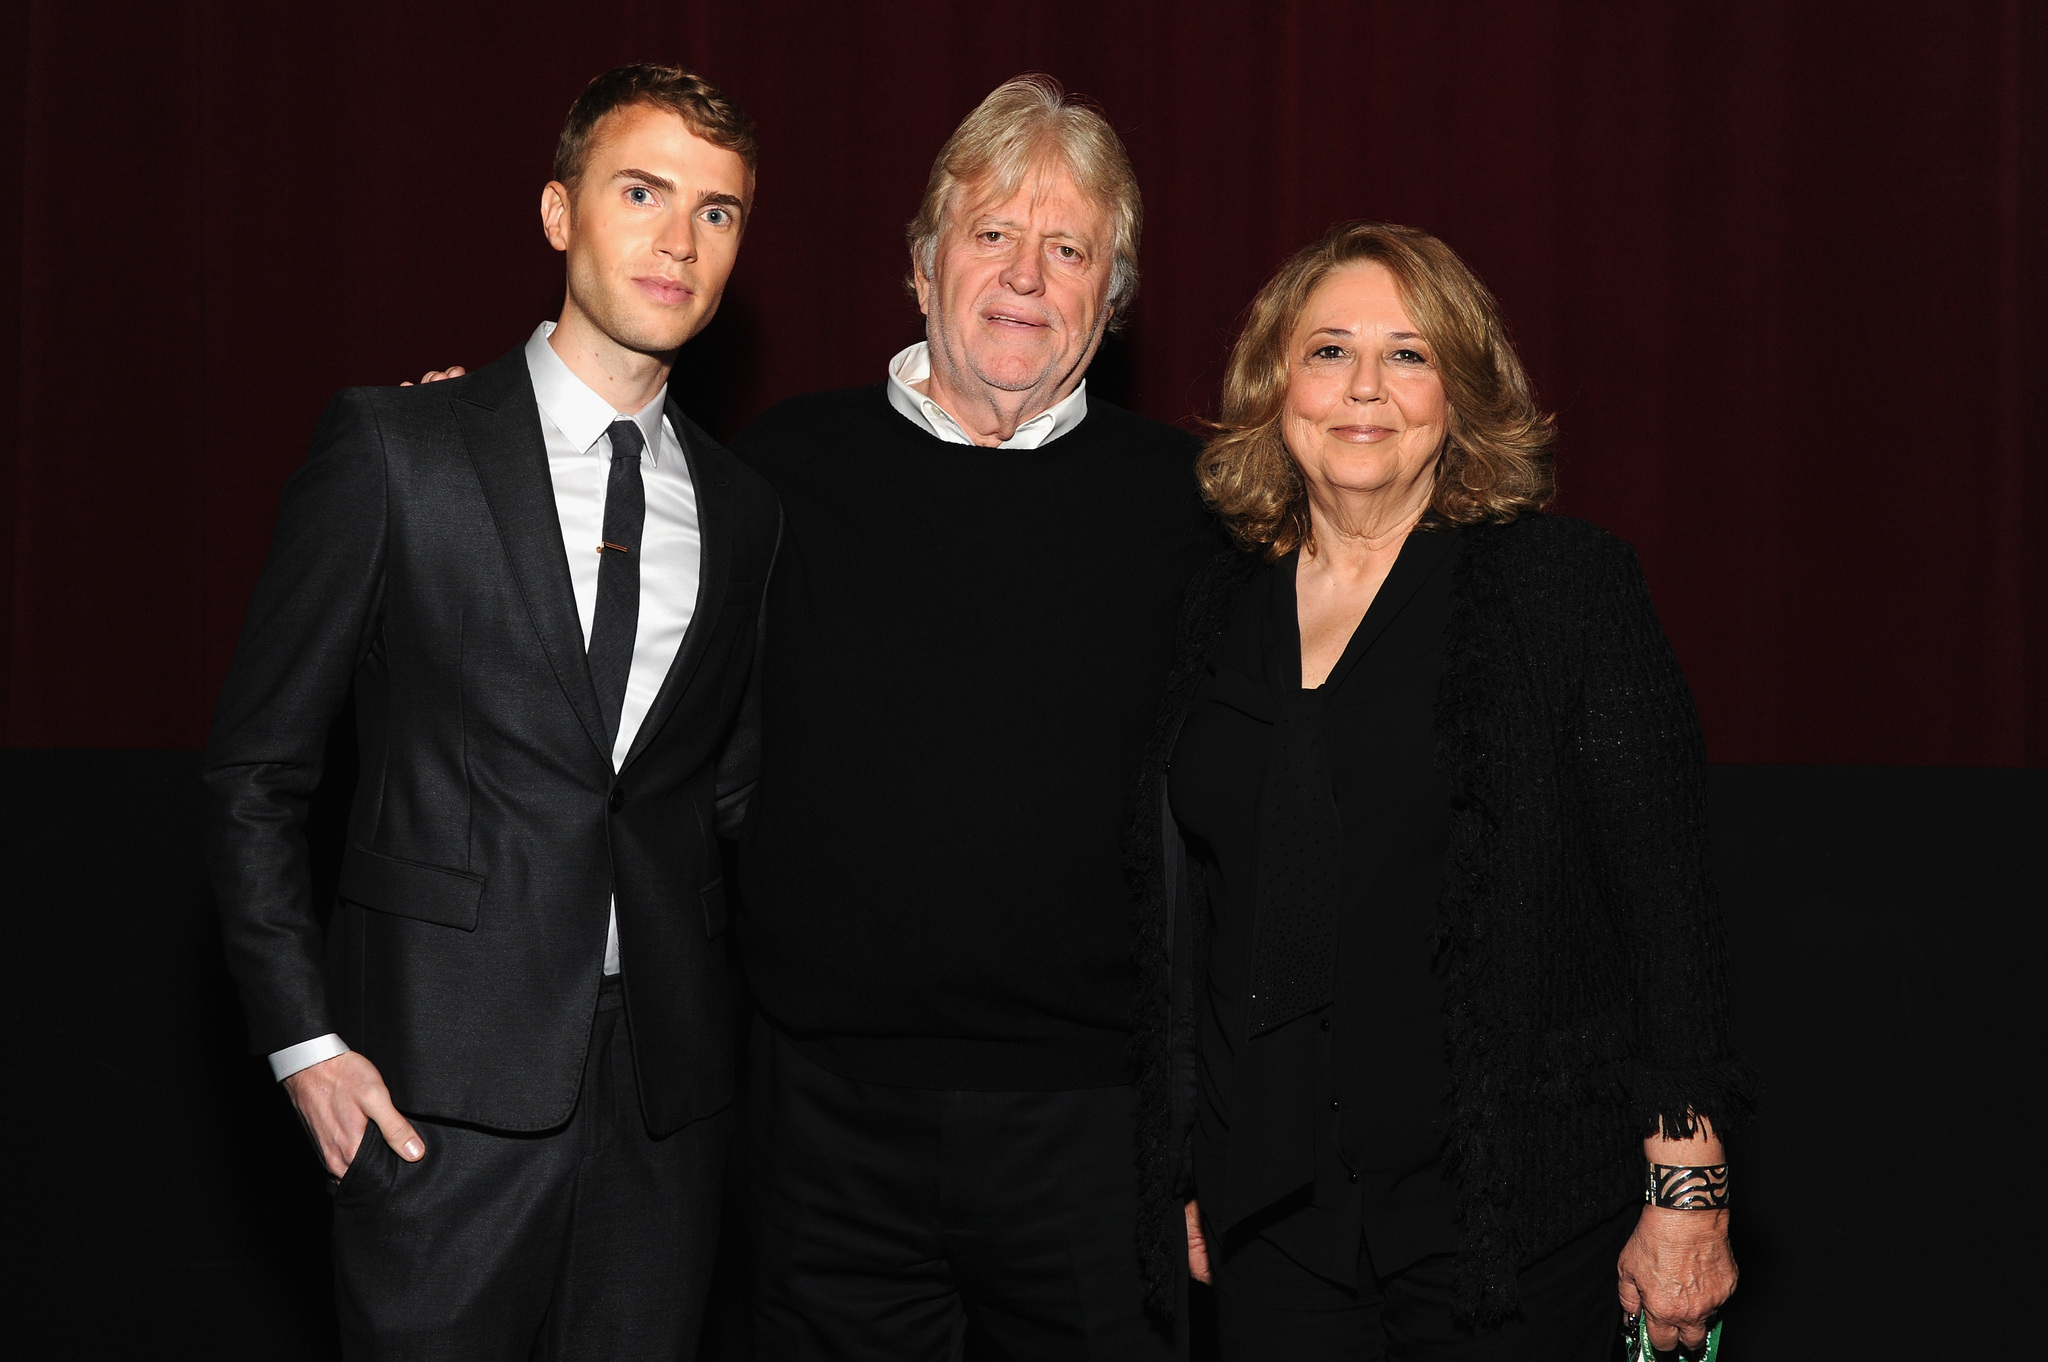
[[734, 385, 1224, 1090], [1129, 513, 1758, 1321]]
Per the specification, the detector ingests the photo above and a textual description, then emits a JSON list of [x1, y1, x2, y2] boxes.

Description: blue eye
[[705, 208, 728, 225], [627, 187, 654, 205]]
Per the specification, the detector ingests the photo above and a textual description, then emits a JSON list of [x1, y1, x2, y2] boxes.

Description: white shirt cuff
[[268, 1034, 350, 1082]]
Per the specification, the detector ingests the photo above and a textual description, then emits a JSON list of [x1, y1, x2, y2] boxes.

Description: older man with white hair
[[732, 76, 1222, 1359]]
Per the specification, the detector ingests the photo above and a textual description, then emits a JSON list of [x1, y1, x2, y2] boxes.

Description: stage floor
[[6, 752, 2040, 1359]]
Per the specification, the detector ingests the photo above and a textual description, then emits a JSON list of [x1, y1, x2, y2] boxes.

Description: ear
[[911, 245, 933, 317], [541, 181, 573, 254]]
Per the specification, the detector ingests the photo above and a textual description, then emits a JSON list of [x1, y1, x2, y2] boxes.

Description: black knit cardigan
[[1126, 512, 1758, 1323]]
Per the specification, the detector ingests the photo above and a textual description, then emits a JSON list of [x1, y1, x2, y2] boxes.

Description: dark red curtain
[[5, 1, 2043, 763]]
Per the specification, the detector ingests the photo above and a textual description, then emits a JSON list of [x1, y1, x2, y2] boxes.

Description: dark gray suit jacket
[[203, 344, 780, 1135]]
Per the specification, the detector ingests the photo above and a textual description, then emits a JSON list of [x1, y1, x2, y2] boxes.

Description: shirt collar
[[884, 341, 1088, 450], [524, 320, 667, 463]]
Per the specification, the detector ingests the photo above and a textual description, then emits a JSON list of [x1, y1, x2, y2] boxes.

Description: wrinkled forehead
[[948, 153, 1112, 241]]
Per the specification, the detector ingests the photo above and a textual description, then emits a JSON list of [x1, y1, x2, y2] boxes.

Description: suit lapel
[[455, 348, 611, 765], [621, 404, 732, 772]]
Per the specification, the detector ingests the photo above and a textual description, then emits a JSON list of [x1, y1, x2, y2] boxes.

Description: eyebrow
[[1307, 327, 1425, 341], [971, 214, 1095, 245], [613, 167, 677, 194]]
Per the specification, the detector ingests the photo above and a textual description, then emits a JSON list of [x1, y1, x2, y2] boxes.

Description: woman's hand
[[399, 365, 466, 387], [1617, 1205, 1735, 1352], [1186, 1200, 1212, 1284]]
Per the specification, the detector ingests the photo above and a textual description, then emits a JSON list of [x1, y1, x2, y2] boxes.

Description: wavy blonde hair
[[905, 75, 1143, 326], [1198, 221, 1555, 557]]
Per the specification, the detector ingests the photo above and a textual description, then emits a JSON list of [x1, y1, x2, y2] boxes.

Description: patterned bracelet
[[1645, 1162, 1730, 1210]]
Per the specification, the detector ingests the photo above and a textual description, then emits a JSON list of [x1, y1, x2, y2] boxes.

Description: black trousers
[[748, 1018, 1173, 1362], [1211, 1202, 1639, 1361], [330, 977, 733, 1361]]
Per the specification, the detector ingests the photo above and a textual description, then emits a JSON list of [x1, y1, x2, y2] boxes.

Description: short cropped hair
[[906, 75, 1143, 326], [553, 63, 759, 198], [1198, 221, 1556, 557]]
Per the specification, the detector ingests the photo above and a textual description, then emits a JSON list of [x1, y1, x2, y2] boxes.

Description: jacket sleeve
[[1571, 534, 1757, 1140], [200, 389, 389, 1057], [714, 505, 782, 838], [1130, 548, 1257, 1315]]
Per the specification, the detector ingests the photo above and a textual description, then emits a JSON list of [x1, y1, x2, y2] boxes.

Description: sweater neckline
[[860, 381, 1111, 457]]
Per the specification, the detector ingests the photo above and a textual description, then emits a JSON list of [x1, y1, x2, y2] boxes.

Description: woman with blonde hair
[[1129, 221, 1751, 1358]]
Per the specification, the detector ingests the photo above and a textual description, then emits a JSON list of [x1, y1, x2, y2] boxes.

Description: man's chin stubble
[[579, 288, 703, 358], [966, 357, 1060, 395]]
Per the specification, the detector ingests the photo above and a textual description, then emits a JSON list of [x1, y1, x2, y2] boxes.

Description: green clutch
[[1623, 1312, 1722, 1362]]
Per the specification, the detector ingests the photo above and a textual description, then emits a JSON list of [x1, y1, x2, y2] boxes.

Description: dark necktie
[[587, 418, 646, 753]]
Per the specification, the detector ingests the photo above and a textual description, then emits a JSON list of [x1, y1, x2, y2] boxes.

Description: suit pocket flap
[[701, 876, 728, 937], [338, 844, 485, 931]]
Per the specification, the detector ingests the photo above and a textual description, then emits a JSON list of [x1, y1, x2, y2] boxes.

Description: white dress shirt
[[884, 342, 1088, 449], [269, 321, 702, 1082]]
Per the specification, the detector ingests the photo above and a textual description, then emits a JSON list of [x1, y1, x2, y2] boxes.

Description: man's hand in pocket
[[283, 1051, 425, 1179]]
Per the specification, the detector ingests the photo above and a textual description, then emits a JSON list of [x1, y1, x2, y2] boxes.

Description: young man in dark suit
[[202, 64, 779, 1360]]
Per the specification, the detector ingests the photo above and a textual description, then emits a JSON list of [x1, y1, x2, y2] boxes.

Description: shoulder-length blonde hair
[[1198, 221, 1555, 557]]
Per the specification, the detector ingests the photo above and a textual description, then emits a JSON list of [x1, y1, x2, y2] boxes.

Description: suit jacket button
[[608, 787, 626, 813]]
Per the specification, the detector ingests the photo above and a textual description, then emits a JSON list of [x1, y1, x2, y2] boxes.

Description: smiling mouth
[[633, 276, 695, 306]]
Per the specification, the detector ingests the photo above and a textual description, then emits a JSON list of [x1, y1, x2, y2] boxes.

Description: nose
[[1347, 356, 1382, 403], [1000, 241, 1044, 296], [655, 210, 699, 265]]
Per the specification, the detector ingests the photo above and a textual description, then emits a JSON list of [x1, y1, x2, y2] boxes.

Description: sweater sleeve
[[1570, 535, 1758, 1140]]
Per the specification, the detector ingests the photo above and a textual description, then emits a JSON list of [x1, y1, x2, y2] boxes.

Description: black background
[[7, 750, 2040, 1357]]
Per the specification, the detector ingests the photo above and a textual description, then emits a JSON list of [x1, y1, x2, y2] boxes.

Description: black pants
[[1212, 1202, 1638, 1361], [331, 977, 733, 1361], [748, 1018, 1173, 1362]]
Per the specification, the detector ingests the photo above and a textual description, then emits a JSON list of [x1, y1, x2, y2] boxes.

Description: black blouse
[[1169, 524, 1462, 1282]]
